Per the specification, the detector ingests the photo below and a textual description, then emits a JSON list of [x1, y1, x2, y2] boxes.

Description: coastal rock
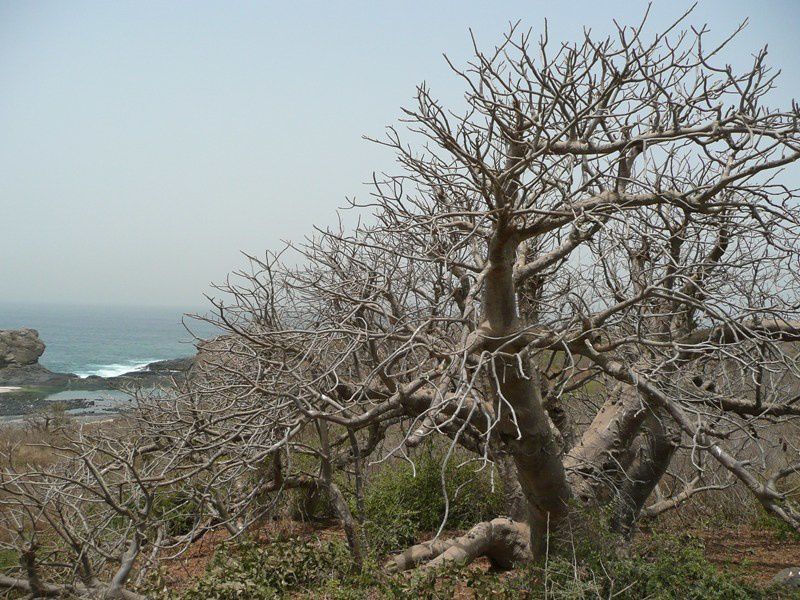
[[98, 356, 195, 387], [142, 356, 194, 373], [0, 363, 76, 387], [0, 328, 79, 386], [0, 326, 197, 390], [0, 328, 46, 367]]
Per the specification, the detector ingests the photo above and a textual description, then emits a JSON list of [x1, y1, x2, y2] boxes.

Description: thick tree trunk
[[565, 385, 648, 504], [317, 419, 364, 571], [494, 452, 530, 522], [492, 357, 571, 558], [481, 234, 571, 559], [610, 407, 680, 537], [327, 481, 364, 570]]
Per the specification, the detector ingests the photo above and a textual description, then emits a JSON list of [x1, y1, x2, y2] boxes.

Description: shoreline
[[0, 355, 195, 389], [0, 355, 194, 421]]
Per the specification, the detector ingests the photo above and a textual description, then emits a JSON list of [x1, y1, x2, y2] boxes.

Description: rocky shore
[[0, 328, 195, 418], [0, 328, 194, 388], [0, 328, 72, 386]]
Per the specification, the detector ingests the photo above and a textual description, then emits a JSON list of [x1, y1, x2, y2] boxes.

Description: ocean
[[0, 303, 219, 377]]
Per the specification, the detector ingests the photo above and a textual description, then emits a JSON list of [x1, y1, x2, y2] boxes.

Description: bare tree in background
[[3, 9, 800, 596]]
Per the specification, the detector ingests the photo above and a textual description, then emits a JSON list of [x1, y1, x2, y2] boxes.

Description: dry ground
[[158, 518, 800, 595], [695, 525, 800, 586]]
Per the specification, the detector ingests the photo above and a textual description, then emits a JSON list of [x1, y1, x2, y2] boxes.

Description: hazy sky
[[2, 0, 799, 308]]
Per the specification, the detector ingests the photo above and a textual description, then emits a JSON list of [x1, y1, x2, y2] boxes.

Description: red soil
[[160, 520, 800, 593]]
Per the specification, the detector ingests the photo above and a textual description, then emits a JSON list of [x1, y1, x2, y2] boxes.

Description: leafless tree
[[3, 9, 800, 595]]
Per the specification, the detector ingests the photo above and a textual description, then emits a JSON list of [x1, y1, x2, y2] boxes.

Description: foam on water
[[75, 360, 158, 379], [0, 303, 218, 377]]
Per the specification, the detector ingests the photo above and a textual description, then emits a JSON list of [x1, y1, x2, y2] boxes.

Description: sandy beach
[[0, 386, 21, 393]]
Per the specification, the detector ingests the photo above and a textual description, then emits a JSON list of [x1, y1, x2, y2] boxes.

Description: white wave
[[75, 360, 158, 379]]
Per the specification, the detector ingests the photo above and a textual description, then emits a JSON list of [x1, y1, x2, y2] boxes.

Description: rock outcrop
[[0, 363, 76, 387], [140, 356, 194, 373], [0, 328, 196, 389], [0, 328, 76, 387], [0, 328, 45, 367]]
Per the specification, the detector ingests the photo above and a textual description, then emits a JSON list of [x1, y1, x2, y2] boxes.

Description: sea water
[[0, 303, 220, 420], [0, 302, 218, 376]]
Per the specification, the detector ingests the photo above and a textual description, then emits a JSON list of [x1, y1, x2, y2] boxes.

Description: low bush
[[159, 535, 357, 599], [753, 508, 800, 542], [588, 535, 760, 600], [150, 452, 795, 599], [0, 549, 17, 571], [361, 445, 505, 555], [155, 529, 797, 599], [383, 534, 776, 600], [151, 490, 201, 538]]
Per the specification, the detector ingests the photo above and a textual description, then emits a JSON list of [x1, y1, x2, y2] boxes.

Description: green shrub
[[163, 535, 357, 599], [537, 534, 764, 600], [155, 529, 788, 600], [362, 445, 505, 555], [288, 482, 334, 522], [151, 451, 785, 599], [602, 536, 757, 599], [384, 534, 768, 600], [753, 508, 800, 542], [380, 566, 464, 599], [0, 549, 17, 571], [151, 490, 201, 538]]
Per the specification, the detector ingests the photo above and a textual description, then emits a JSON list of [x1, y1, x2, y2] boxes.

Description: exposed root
[[384, 517, 531, 572], [0, 575, 146, 599]]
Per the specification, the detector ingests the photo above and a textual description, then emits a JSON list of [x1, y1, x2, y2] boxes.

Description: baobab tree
[[2, 10, 800, 596], [206, 10, 800, 567]]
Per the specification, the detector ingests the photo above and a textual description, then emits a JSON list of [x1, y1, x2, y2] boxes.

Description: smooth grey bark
[[317, 419, 364, 571], [494, 452, 530, 522], [565, 385, 648, 504], [385, 517, 531, 572], [610, 407, 681, 537], [480, 233, 572, 558]]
